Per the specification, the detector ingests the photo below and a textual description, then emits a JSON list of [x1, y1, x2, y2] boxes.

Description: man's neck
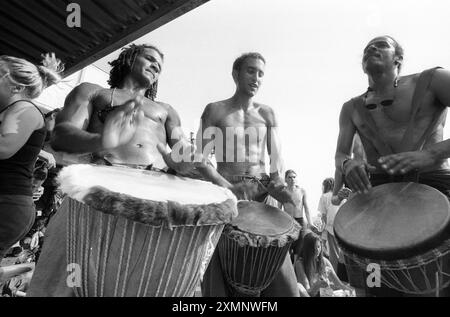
[[231, 92, 254, 111], [287, 184, 296, 191], [120, 78, 149, 96], [367, 68, 399, 93]]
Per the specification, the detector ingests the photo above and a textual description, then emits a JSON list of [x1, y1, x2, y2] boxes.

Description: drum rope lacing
[[218, 234, 290, 296], [342, 238, 450, 294]]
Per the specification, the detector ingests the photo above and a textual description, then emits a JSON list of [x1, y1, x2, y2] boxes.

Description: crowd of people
[[1, 34, 450, 297]]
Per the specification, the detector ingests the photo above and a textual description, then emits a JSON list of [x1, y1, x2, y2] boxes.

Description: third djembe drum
[[334, 182, 450, 296]]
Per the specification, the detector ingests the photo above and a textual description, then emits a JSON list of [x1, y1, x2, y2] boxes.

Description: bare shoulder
[[154, 100, 174, 112], [207, 100, 229, 111], [4, 100, 41, 117], [72, 82, 104, 96], [201, 100, 228, 120], [429, 67, 450, 89], [154, 101, 180, 121], [3, 101, 43, 128], [255, 102, 276, 125]]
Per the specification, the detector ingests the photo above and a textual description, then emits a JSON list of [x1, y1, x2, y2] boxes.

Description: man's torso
[[350, 72, 449, 172], [89, 88, 169, 167], [204, 99, 273, 180]]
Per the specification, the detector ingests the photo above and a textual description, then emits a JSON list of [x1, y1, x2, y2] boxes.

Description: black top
[[0, 100, 46, 196]]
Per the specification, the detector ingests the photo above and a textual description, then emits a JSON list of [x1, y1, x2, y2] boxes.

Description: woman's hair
[[322, 177, 334, 193], [301, 232, 326, 282], [0, 53, 63, 99]]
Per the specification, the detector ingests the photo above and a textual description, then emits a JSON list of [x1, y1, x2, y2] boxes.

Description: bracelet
[[341, 158, 352, 174]]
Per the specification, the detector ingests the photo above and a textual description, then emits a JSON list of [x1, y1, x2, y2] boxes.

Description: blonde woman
[[0, 53, 62, 261]]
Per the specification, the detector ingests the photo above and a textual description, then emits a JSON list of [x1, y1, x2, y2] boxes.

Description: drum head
[[334, 182, 450, 260], [232, 201, 294, 237]]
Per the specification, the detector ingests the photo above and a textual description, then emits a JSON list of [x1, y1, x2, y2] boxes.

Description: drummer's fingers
[[351, 167, 369, 193], [345, 174, 359, 193], [357, 166, 372, 192], [389, 158, 415, 174], [378, 154, 400, 169]]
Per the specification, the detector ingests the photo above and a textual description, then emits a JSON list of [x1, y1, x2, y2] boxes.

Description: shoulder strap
[[352, 96, 395, 156], [0, 100, 45, 119], [399, 67, 442, 152]]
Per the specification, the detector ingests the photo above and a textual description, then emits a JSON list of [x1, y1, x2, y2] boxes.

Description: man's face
[[131, 48, 163, 88], [285, 172, 297, 186], [362, 37, 399, 73], [234, 57, 265, 97]]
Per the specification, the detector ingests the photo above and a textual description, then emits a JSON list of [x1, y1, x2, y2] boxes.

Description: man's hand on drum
[[266, 179, 296, 206], [378, 150, 436, 175], [343, 159, 376, 194], [157, 143, 201, 178], [102, 99, 145, 150]]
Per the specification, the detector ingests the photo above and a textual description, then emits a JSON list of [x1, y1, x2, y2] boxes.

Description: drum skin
[[334, 182, 450, 260]]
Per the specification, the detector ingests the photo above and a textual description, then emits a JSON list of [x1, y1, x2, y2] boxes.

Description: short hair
[[108, 44, 164, 100], [365, 35, 404, 72], [285, 169, 297, 179], [322, 177, 334, 193], [232, 52, 266, 73], [0, 53, 63, 99]]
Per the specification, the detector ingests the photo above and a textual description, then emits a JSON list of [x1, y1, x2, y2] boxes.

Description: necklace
[[364, 77, 398, 110]]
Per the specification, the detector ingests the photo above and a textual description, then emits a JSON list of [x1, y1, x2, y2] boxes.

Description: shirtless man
[[336, 35, 450, 194], [28, 44, 199, 296], [50, 43, 191, 168], [335, 35, 450, 296], [197, 52, 299, 297], [279, 170, 311, 225]]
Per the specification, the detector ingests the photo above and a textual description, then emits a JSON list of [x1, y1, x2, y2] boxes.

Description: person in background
[[0, 53, 62, 262], [295, 231, 353, 297]]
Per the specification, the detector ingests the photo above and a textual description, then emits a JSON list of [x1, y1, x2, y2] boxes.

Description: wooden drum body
[[217, 201, 300, 296], [58, 164, 238, 297]]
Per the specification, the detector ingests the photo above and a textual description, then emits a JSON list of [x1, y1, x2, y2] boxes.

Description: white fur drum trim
[[57, 164, 237, 206]]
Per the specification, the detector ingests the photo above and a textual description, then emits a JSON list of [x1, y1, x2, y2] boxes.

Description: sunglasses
[[363, 83, 397, 110], [364, 98, 394, 110]]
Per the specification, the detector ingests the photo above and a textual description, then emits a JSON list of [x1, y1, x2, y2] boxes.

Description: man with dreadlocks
[[50, 43, 191, 168], [27, 44, 211, 296]]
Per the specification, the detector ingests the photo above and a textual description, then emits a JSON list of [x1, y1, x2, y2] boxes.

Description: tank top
[[0, 100, 46, 196]]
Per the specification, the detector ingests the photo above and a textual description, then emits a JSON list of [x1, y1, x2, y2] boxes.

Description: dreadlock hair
[[108, 44, 164, 101]]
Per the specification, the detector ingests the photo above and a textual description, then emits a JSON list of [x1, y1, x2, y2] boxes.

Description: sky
[[41, 0, 450, 217]]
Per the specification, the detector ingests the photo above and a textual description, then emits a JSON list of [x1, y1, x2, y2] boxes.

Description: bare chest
[[92, 90, 167, 125]]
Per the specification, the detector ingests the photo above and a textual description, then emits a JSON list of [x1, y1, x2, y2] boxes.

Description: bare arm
[[265, 107, 284, 180], [335, 102, 374, 194], [51, 83, 103, 153], [0, 103, 43, 159], [302, 189, 312, 225], [164, 103, 190, 150]]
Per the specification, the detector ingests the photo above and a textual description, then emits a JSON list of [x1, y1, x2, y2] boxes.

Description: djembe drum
[[57, 164, 237, 297], [334, 182, 450, 296], [217, 201, 300, 296]]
